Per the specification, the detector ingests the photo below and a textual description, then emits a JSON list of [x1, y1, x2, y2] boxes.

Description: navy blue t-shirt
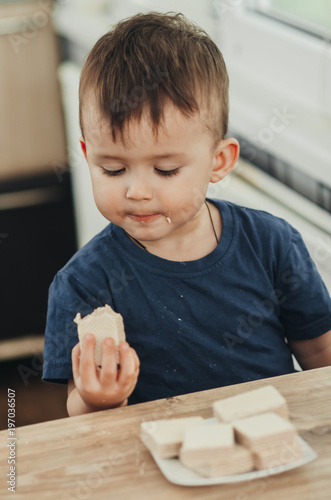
[[42, 200, 331, 404]]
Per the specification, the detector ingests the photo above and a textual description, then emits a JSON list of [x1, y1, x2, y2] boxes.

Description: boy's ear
[[210, 138, 239, 183], [80, 137, 87, 159]]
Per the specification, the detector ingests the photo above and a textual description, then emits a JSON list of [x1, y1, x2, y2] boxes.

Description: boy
[[42, 13, 331, 416]]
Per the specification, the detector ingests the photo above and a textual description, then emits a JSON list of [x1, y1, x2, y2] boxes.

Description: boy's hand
[[71, 334, 140, 411]]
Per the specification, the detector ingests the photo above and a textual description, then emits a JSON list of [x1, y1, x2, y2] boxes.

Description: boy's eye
[[100, 166, 180, 177], [155, 167, 180, 178], [101, 168, 125, 177]]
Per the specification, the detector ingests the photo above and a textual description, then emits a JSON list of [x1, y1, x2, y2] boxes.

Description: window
[[250, 0, 331, 39], [214, 0, 331, 212]]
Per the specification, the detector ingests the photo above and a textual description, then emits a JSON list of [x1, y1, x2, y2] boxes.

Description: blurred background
[[0, 0, 330, 429]]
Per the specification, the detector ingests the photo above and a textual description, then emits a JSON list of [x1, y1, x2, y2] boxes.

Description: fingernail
[[105, 338, 113, 346], [121, 342, 129, 350]]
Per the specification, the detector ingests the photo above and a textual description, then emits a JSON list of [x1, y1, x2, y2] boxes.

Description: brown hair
[[79, 12, 229, 144]]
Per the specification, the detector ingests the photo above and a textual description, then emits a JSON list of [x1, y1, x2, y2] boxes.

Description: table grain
[[1, 366, 330, 500]]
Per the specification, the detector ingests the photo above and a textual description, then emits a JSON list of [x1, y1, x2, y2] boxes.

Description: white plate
[[151, 418, 317, 487]]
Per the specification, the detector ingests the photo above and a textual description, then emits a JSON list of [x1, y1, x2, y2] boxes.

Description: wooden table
[[1, 366, 330, 499]]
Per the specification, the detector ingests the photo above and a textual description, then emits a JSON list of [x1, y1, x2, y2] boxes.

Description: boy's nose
[[125, 174, 152, 200]]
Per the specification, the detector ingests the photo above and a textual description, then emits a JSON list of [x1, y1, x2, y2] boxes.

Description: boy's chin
[[127, 225, 177, 244]]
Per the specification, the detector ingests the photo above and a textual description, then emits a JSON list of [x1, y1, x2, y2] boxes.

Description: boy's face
[[81, 101, 232, 248]]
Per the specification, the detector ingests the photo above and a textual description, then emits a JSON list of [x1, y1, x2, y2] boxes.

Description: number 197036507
[[8, 389, 16, 426]]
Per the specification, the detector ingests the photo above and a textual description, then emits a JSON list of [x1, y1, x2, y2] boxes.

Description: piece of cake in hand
[[140, 416, 204, 459], [74, 304, 126, 367], [179, 422, 254, 476], [213, 385, 289, 423], [233, 412, 303, 469]]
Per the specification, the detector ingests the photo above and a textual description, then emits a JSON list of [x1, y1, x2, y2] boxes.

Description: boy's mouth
[[129, 213, 159, 222]]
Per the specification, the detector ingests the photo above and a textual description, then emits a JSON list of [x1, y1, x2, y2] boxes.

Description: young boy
[[42, 12, 331, 416]]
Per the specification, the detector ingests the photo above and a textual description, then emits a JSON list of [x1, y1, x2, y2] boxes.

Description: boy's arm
[[288, 330, 331, 370]]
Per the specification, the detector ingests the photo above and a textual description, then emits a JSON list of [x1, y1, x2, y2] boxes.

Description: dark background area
[[0, 357, 68, 430], [0, 172, 76, 340], [0, 172, 76, 430]]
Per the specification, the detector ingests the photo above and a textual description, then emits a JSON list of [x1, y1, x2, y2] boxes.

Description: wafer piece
[[180, 423, 234, 464], [234, 413, 303, 470], [185, 445, 254, 477], [179, 423, 253, 476], [213, 385, 289, 423], [140, 416, 204, 459], [74, 305, 126, 367], [253, 436, 303, 470], [233, 412, 297, 451]]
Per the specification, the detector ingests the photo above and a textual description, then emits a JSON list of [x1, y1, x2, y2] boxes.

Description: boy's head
[[79, 12, 229, 145], [78, 12, 239, 255]]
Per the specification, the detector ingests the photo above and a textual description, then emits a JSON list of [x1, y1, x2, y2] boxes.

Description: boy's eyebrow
[[92, 152, 186, 161]]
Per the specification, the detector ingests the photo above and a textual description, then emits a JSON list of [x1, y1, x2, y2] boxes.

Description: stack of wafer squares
[[179, 422, 253, 477], [140, 384, 304, 477], [140, 416, 204, 459]]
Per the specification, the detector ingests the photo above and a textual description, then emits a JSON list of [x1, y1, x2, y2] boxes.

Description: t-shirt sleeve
[[275, 225, 331, 340], [42, 271, 105, 384]]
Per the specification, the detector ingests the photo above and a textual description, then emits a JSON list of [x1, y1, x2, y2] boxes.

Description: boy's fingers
[[118, 343, 137, 386], [131, 348, 140, 372], [71, 342, 81, 381], [99, 337, 118, 385], [79, 334, 98, 385]]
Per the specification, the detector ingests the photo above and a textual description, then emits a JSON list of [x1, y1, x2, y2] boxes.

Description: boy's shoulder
[[214, 198, 294, 236], [213, 199, 299, 259]]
